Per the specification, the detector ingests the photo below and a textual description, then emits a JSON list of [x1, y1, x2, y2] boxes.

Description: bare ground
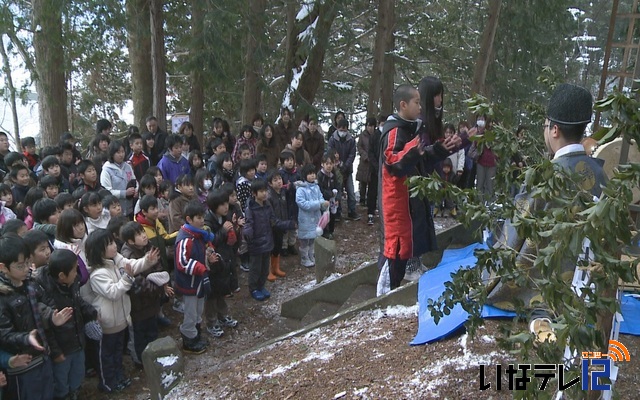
[[78, 206, 640, 399]]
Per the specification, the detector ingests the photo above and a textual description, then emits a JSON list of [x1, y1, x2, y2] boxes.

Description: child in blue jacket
[[295, 164, 329, 267]]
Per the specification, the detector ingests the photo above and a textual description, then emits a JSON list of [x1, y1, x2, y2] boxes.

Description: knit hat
[[84, 320, 103, 341], [546, 83, 593, 125], [146, 271, 170, 287]]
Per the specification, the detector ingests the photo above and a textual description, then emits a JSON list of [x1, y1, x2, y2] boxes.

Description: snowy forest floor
[[79, 204, 640, 399]]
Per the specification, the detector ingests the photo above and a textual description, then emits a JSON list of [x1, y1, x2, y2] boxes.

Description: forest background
[[0, 0, 634, 148]]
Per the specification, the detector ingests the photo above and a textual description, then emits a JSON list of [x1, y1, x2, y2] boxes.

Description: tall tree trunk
[[32, 0, 68, 146], [283, 1, 297, 94], [367, 0, 395, 117], [242, 0, 267, 125], [470, 0, 501, 98], [150, 0, 167, 132], [286, 0, 340, 118], [0, 35, 20, 146], [189, 0, 205, 145], [379, 0, 395, 117], [126, 0, 153, 130]]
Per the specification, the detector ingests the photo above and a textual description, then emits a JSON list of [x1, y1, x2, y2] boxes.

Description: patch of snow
[[282, 59, 308, 109], [480, 335, 495, 344], [322, 80, 353, 90], [161, 370, 179, 389], [156, 355, 179, 367], [371, 304, 418, 319], [296, 0, 316, 21], [249, 350, 336, 381], [298, 17, 319, 45], [353, 387, 369, 396]]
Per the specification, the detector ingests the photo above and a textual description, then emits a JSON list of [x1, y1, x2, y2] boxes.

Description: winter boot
[[182, 333, 206, 354], [272, 255, 286, 277], [308, 244, 315, 266], [195, 323, 209, 346], [299, 241, 313, 268], [287, 245, 299, 256], [267, 258, 277, 282]]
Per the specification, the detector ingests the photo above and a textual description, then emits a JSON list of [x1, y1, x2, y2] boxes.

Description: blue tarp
[[412, 243, 640, 345]]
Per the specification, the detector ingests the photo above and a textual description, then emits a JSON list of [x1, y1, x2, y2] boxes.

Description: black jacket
[[120, 243, 165, 321], [36, 266, 97, 357], [0, 274, 55, 357], [267, 186, 289, 223], [204, 211, 237, 296]]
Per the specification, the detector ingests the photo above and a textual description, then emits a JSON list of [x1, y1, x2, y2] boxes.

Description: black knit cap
[[546, 83, 593, 125]]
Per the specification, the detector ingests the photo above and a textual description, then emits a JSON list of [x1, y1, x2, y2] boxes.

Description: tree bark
[[189, 0, 205, 143], [32, 0, 68, 147], [283, 1, 297, 94], [379, 0, 395, 117], [0, 35, 20, 146], [470, 0, 501, 98], [242, 0, 268, 125], [126, 0, 153, 130], [150, 0, 167, 132], [367, 0, 395, 117], [288, 0, 340, 117]]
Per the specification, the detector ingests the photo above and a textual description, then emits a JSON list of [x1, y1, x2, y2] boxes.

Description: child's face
[[192, 155, 202, 169], [229, 191, 238, 205], [305, 172, 316, 183], [16, 226, 27, 236], [187, 214, 205, 229], [14, 169, 30, 187], [47, 164, 61, 177], [322, 159, 334, 173], [62, 150, 73, 165], [291, 135, 303, 149], [81, 166, 97, 183], [109, 202, 122, 218], [283, 157, 294, 170], [240, 150, 251, 160], [171, 144, 182, 159], [48, 209, 60, 224], [264, 127, 273, 139], [1, 192, 13, 207], [45, 185, 59, 199], [144, 205, 159, 221], [443, 165, 451, 174], [253, 119, 263, 128], [182, 143, 190, 154], [444, 128, 455, 138], [255, 189, 268, 202], [84, 202, 102, 219], [178, 183, 195, 198], [269, 176, 283, 191], [23, 144, 36, 155], [332, 153, 340, 162], [99, 140, 109, 152], [155, 172, 163, 184], [63, 202, 74, 210], [146, 138, 155, 149], [161, 189, 170, 199], [257, 161, 267, 173], [245, 168, 256, 180], [105, 240, 118, 259], [309, 121, 317, 133], [215, 202, 229, 217], [401, 91, 422, 121], [131, 139, 143, 154], [214, 143, 226, 155], [184, 126, 193, 136], [132, 231, 149, 248], [242, 130, 252, 140], [57, 266, 78, 286], [222, 159, 233, 171], [31, 242, 51, 268], [113, 147, 125, 164], [214, 124, 223, 136], [73, 222, 86, 239], [143, 186, 156, 197], [1, 254, 29, 284]]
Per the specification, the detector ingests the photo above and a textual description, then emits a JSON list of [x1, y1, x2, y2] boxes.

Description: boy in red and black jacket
[[174, 201, 217, 354], [128, 132, 151, 181]]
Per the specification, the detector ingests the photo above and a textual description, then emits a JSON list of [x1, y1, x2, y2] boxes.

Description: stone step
[[338, 284, 377, 312], [300, 301, 342, 326]]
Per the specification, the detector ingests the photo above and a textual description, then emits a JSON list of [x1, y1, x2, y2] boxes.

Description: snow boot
[[267, 257, 277, 282], [195, 323, 209, 346], [182, 333, 206, 354], [308, 244, 315, 266], [272, 255, 286, 277]]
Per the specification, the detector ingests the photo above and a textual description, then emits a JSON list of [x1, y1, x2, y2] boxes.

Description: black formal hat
[[546, 83, 593, 125]]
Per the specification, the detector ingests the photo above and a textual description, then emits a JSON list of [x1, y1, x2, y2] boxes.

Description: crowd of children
[[0, 109, 382, 398]]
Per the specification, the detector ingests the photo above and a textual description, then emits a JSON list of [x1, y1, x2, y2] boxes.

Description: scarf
[[183, 224, 215, 243]]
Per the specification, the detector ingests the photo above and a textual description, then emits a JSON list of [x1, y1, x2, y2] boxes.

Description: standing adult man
[[0, 132, 10, 180], [145, 116, 168, 165], [484, 83, 608, 343]]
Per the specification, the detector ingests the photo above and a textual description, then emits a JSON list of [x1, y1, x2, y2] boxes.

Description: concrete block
[[141, 336, 184, 400], [314, 236, 336, 283]]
